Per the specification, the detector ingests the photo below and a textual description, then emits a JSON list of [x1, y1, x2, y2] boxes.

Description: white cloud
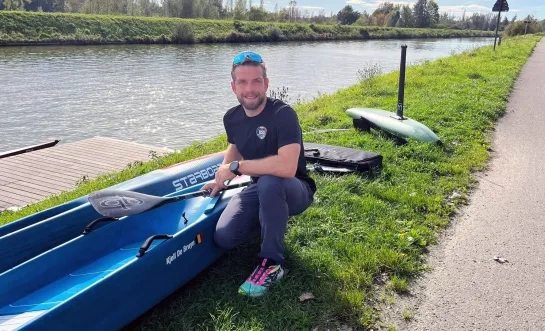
[[344, 1, 523, 17], [298, 6, 326, 10], [439, 4, 490, 15], [346, 0, 414, 8]]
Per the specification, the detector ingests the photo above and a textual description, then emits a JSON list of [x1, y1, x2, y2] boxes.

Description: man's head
[[231, 51, 269, 112]]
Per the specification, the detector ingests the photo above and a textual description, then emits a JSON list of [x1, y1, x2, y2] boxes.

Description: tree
[[399, 4, 413, 27], [426, 0, 439, 27], [337, 5, 360, 25], [288, 0, 296, 21], [233, 0, 246, 19], [413, 0, 429, 28], [354, 10, 371, 26], [384, 9, 400, 27], [501, 16, 509, 29], [248, 6, 266, 21], [373, 1, 394, 16], [202, 0, 220, 18], [65, 0, 84, 12], [181, 0, 193, 17], [3, 0, 30, 10]]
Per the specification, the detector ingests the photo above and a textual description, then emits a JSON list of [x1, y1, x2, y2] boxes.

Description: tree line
[[337, 0, 544, 32], [0, 0, 544, 34], [0, 0, 319, 22]]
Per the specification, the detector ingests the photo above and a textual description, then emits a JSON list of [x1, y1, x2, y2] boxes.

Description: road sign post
[[492, 0, 509, 50]]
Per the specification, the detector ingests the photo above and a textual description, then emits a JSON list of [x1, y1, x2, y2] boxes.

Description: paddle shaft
[[157, 181, 250, 208], [89, 180, 251, 218]]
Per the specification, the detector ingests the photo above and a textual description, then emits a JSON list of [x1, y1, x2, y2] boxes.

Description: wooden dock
[[0, 137, 172, 211]]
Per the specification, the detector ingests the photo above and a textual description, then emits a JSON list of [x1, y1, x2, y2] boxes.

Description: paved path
[[399, 39, 545, 330]]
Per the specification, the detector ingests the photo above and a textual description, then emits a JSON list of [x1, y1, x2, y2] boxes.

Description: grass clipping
[[2, 35, 543, 330]]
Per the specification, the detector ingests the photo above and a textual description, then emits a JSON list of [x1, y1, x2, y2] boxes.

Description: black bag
[[304, 143, 382, 174]]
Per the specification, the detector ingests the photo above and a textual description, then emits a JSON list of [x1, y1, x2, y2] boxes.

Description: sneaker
[[238, 258, 286, 297]]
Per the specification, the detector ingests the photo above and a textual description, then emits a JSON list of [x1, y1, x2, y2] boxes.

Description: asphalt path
[[402, 39, 545, 331]]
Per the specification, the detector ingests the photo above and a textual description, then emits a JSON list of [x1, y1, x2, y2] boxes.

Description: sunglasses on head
[[232, 51, 263, 65]]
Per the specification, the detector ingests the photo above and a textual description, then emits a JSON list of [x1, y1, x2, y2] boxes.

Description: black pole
[[493, 1, 504, 50], [397, 45, 407, 119]]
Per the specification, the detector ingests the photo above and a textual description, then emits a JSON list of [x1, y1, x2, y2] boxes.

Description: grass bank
[[0, 11, 494, 46], [1, 35, 541, 330]]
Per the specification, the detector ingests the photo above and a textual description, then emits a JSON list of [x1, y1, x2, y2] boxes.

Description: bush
[[504, 20, 543, 36], [268, 26, 283, 41], [173, 21, 195, 44]]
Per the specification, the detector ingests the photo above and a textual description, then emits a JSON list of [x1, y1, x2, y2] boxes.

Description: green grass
[[1, 35, 541, 330], [0, 11, 495, 45]]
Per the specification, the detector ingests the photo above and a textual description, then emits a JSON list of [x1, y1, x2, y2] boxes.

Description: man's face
[[231, 64, 269, 111]]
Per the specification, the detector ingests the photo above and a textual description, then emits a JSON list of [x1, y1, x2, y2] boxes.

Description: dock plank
[[0, 173, 76, 192], [0, 159, 83, 183], [30, 145, 149, 171], [35, 146, 137, 167], [8, 153, 114, 175], [0, 137, 170, 210], [0, 154, 100, 177], [77, 139, 160, 159], [0, 190, 34, 205], [3, 158, 102, 183], [63, 138, 157, 157], [5, 181, 61, 197], [18, 149, 122, 171], [0, 167, 81, 188], [0, 185, 46, 201]]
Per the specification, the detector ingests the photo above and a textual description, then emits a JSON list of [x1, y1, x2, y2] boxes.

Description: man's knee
[[214, 227, 237, 250], [256, 175, 285, 196]]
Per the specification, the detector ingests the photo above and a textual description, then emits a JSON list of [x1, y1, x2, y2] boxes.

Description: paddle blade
[[88, 190, 168, 218]]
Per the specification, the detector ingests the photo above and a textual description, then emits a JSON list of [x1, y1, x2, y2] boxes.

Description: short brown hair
[[231, 61, 268, 81]]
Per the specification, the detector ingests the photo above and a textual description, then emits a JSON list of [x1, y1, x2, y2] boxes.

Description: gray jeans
[[214, 175, 314, 265]]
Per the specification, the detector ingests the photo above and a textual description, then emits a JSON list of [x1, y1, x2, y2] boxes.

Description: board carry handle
[[136, 234, 173, 257], [82, 217, 118, 235]]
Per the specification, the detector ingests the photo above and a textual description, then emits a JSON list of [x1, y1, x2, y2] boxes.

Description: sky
[[261, 0, 544, 21]]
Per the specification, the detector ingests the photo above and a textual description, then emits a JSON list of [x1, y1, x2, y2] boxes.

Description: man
[[201, 51, 316, 297]]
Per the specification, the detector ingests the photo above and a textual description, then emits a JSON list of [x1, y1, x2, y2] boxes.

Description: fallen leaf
[[449, 192, 462, 200], [299, 292, 315, 302]]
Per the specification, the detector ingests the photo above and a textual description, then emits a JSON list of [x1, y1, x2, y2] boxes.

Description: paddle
[[307, 163, 354, 174], [88, 181, 250, 218]]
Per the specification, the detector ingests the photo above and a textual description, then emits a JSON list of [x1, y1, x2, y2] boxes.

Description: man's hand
[[201, 182, 222, 197], [215, 163, 237, 187], [201, 164, 236, 197]]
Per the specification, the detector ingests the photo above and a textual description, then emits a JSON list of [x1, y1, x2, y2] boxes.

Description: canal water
[[0, 37, 492, 152]]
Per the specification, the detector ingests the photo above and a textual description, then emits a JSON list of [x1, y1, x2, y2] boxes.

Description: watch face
[[230, 161, 238, 171]]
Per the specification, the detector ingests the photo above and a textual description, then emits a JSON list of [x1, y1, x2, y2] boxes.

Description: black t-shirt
[[223, 97, 316, 193]]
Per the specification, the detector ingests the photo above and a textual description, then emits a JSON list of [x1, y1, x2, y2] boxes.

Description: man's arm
[[238, 143, 300, 178], [223, 143, 243, 165]]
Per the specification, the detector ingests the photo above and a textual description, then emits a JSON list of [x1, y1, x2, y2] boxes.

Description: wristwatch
[[229, 161, 242, 176]]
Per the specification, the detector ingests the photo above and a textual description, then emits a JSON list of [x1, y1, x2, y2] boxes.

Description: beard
[[237, 93, 266, 111]]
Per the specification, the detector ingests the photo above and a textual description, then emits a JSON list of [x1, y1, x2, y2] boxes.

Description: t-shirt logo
[[256, 126, 267, 139]]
